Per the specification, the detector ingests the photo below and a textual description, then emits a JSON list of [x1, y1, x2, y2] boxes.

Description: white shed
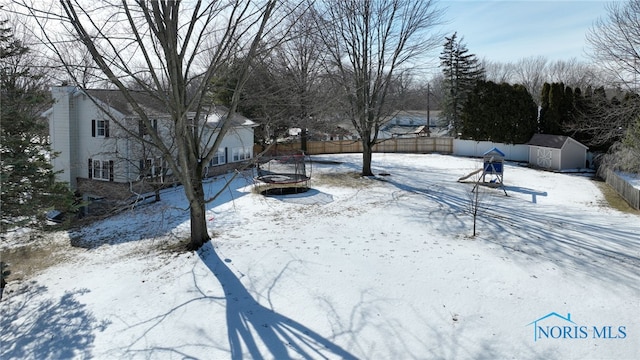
[[527, 134, 588, 171]]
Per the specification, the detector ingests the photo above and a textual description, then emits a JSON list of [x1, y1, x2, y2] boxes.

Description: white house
[[44, 86, 256, 201], [527, 134, 588, 171]]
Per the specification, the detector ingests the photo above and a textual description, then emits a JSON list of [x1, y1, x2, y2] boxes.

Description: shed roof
[[527, 134, 588, 150], [527, 134, 570, 149]]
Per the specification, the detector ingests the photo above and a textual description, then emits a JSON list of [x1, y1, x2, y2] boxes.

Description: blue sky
[[439, 0, 611, 63]]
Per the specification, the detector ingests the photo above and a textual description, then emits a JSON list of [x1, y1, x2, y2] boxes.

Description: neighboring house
[[379, 124, 430, 139], [309, 125, 358, 141], [44, 86, 256, 202], [527, 134, 588, 171], [378, 110, 442, 139]]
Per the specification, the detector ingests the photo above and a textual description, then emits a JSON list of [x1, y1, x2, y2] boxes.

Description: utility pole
[[427, 83, 431, 137]]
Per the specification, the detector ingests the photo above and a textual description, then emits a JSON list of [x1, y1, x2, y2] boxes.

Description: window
[[97, 120, 106, 136], [232, 147, 252, 162], [232, 147, 242, 162], [209, 149, 226, 166], [155, 157, 164, 178], [139, 119, 158, 136], [88, 158, 113, 181], [92, 119, 110, 137], [234, 147, 251, 161], [144, 159, 153, 176]]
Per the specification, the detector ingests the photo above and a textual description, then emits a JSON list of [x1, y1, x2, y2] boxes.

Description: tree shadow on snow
[[198, 242, 357, 359], [381, 176, 471, 233], [384, 175, 640, 293], [481, 199, 640, 291], [0, 281, 110, 359], [70, 173, 253, 249]]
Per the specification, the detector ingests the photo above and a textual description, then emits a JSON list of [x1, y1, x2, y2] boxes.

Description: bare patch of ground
[[594, 180, 640, 214], [312, 171, 377, 188], [0, 230, 76, 286], [1, 227, 188, 291]]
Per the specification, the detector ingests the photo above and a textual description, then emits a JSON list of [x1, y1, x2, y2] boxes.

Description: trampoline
[[255, 152, 311, 195]]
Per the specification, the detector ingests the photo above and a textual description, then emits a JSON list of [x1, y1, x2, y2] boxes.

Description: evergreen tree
[[539, 82, 578, 135], [440, 32, 484, 136], [0, 21, 75, 231], [461, 80, 537, 143], [547, 82, 565, 134], [539, 82, 550, 132], [563, 86, 574, 122], [508, 84, 539, 143]]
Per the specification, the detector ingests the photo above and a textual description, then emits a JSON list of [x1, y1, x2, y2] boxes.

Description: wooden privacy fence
[[255, 137, 454, 156], [601, 167, 640, 210]]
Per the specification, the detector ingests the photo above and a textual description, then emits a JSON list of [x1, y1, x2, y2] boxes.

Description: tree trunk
[[187, 181, 210, 250], [361, 141, 374, 176], [301, 128, 307, 153]]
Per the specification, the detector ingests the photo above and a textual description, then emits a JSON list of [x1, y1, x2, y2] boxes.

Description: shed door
[[536, 148, 553, 168]]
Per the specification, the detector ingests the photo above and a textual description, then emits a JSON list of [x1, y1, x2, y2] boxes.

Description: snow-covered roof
[[204, 106, 256, 128]]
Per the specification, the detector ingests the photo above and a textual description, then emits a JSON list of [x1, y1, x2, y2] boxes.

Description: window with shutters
[[139, 118, 158, 136], [140, 157, 165, 181], [92, 119, 110, 138]]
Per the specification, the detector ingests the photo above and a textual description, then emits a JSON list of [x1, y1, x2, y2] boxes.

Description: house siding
[[47, 86, 256, 202], [79, 98, 124, 183], [50, 86, 80, 188], [220, 127, 255, 158], [560, 139, 588, 169]]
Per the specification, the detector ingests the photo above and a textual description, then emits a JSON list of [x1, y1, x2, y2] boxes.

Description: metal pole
[[427, 83, 431, 137]]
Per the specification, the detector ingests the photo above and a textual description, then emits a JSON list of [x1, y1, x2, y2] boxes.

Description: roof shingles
[[527, 134, 569, 149]]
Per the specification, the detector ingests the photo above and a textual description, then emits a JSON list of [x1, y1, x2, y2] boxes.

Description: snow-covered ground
[[619, 171, 640, 190], [1, 153, 639, 359]]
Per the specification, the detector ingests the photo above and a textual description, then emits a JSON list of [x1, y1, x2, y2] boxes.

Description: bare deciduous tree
[[511, 55, 547, 105], [569, 88, 640, 150], [16, 0, 281, 249], [482, 56, 599, 103], [481, 58, 515, 84], [587, 0, 640, 90], [315, 0, 443, 176], [253, 5, 328, 150], [547, 58, 597, 89], [468, 174, 484, 238], [585, 0, 640, 167]]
